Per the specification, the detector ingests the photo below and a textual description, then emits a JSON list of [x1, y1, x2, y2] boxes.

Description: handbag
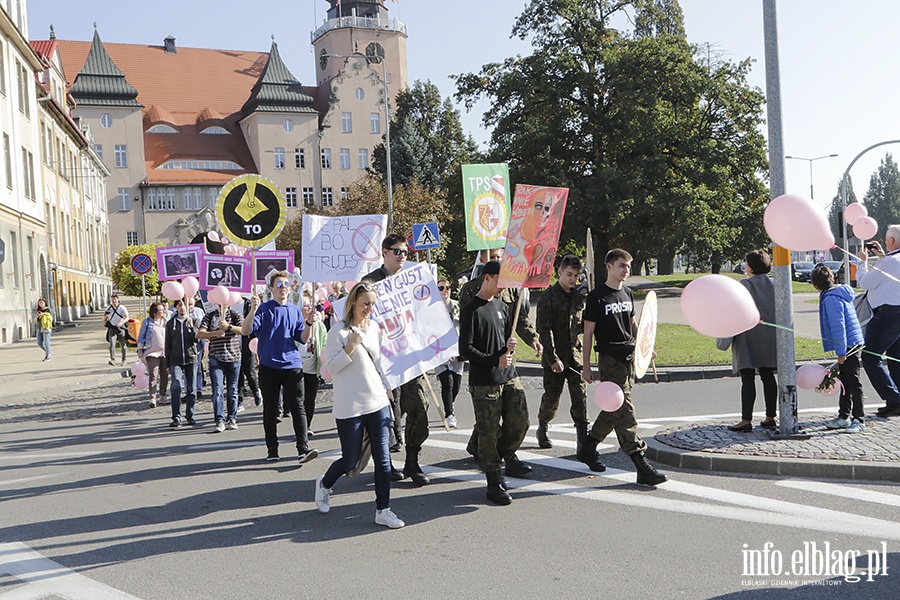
[[854, 291, 873, 334]]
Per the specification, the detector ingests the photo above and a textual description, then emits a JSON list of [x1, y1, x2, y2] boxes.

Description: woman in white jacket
[[315, 282, 404, 529]]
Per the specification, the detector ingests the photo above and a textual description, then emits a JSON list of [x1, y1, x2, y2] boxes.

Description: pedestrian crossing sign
[[412, 222, 440, 250]]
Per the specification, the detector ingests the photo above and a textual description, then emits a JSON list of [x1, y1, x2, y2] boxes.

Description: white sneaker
[[225, 418, 238, 430], [375, 508, 405, 529], [315, 475, 332, 514], [825, 417, 851, 429], [214, 420, 225, 433], [447, 414, 457, 429], [845, 419, 866, 433]]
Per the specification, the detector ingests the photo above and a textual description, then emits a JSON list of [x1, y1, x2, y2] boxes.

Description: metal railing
[[311, 16, 407, 43]]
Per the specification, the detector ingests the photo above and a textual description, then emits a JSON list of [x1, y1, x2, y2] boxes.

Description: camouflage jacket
[[536, 282, 584, 368]]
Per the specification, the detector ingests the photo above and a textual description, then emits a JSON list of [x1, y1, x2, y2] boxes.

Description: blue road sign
[[411, 222, 440, 250], [131, 253, 153, 275]]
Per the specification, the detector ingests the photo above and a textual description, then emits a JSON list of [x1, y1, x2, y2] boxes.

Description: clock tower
[[312, 0, 407, 95]]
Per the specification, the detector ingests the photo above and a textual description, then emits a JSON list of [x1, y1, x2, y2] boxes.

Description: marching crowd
[[43, 228, 900, 530]]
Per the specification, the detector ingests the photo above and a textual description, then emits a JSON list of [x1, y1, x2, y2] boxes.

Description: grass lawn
[[513, 323, 829, 366], [642, 273, 822, 294]]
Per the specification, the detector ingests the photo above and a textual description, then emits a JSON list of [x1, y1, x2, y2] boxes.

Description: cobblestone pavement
[[656, 414, 900, 463]]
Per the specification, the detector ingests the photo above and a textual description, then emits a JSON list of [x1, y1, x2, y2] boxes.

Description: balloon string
[[759, 320, 900, 364]]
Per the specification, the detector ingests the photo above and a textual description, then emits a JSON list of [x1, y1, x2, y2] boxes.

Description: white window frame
[[274, 147, 285, 170], [322, 187, 334, 207], [295, 148, 305, 169], [114, 144, 127, 168], [342, 112, 353, 133], [358, 148, 369, 170], [339, 148, 350, 170], [302, 187, 314, 207], [118, 187, 131, 212], [321, 148, 331, 169], [370, 113, 381, 134], [285, 187, 297, 208]]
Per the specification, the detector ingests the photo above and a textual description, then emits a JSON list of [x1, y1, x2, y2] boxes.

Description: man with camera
[[103, 294, 130, 366], [857, 226, 900, 418]]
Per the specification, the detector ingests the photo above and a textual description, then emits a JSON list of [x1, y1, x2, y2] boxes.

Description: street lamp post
[[838, 140, 900, 284], [785, 153, 838, 200], [324, 53, 394, 229]]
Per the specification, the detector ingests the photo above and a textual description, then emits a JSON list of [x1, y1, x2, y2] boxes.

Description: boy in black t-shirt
[[579, 249, 667, 486], [459, 260, 533, 505]]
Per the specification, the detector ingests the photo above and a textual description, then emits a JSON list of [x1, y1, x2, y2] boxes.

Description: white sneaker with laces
[[447, 414, 457, 429], [225, 418, 237, 430], [315, 475, 332, 513], [845, 419, 866, 433], [214, 420, 225, 433], [825, 417, 851, 429], [375, 508, 405, 529]]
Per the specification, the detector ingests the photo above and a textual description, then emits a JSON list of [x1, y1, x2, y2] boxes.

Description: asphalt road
[[1, 374, 898, 599]]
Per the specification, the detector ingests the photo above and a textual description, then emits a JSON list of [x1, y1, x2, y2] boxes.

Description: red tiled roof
[[30, 40, 57, 61], [54, 40, 268, 127], [51, 40, 269, 185]]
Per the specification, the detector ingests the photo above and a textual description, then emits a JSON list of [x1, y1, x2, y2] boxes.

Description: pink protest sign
[[498, 185, 569, 289]]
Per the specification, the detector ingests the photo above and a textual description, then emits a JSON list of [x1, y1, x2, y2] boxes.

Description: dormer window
[[146, 124, 179, 134], [200, 126, 230, 135]]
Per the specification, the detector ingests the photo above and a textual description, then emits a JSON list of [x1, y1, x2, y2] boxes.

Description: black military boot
[[390, 464, 406, 481], [504, 453, 533, 477], [575, 422, 589, 455], [631, 451, 668, 486], [403, 446, 429, 486], [466, 431, 478, 458], [536, 421, 552, 449], [485, 470, 512, 505], [576, 434, 606, 472]]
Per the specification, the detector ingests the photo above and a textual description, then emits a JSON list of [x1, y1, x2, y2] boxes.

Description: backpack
[[854, 291, 873, 334]]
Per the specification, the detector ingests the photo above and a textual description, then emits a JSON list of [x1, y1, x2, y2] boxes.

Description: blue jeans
[[170, 362, 197, 422], [37, 329, 51, 358], [209, 356, 240, 422], [323, 405, 392, 510], [862, 306, 900, 407]]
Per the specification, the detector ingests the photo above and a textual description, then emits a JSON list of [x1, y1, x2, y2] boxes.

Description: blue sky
[[28, 0, 900, 218]]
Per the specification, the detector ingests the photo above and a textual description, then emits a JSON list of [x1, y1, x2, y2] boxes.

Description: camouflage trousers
[[588, 354, 647, 456], [538, 364, 588, 426], [399, 374, 429, 449], [470, 377, 529, 472]]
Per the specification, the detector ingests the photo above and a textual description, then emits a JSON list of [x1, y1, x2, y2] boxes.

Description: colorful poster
[[253, 250, 295, 284], [302, 214, 387, 283], [462, 163, 510, 251], [199, 254, 252, 293], [498, 184, 569, 289], [155, 244, 204, 281], [369, 262, 459, 389]]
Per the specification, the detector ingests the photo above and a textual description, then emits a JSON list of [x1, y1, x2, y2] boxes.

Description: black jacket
[[165, 316, 198, 366]]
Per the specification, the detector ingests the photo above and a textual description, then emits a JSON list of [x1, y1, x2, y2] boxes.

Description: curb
[[515, 362, 734, 382], [645, 436, 900, 483]]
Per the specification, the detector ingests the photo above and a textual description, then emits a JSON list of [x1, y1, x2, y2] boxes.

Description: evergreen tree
[[863, 153, 900, 240]]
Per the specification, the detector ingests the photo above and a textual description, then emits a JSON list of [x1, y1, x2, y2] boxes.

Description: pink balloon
[[315, 287, 329, 302], [248, 338, 259, 354], [853, 216, 878, 241], [181, 276, 200, 299], [228, 292, 242, 306], [131, 361, 147, 376], [844, 203, 868, 227], [208, 285, 230, 305], [593, 381, 624, 412], [134, 374, 149, 389], [161, 281, 185, 302], [302, 282, 313, 293], [763, 194, 834, 251], [207, 231, 220, 242], [796, 364, 829, 390], [320, 363, 331, 380], [680, 275, 761, 338]]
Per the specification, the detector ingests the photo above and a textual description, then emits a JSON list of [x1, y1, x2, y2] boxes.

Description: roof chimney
[[164, 36, 176, 54]]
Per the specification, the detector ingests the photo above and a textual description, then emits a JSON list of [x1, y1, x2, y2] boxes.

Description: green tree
[[373, 80, 474, 190], [863, 153, 900, 240], [454, 0, 769, 275], [111, 243, 166, 296]]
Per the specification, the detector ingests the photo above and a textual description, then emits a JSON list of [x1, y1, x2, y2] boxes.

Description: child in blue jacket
[[810, 264, 865, 432]]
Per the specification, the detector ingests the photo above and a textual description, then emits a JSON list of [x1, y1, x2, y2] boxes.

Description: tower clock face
[[365, 42, 385, 64], [319, 50, 328, 71]]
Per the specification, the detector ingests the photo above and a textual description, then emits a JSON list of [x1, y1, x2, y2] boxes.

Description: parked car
[[817, 261, 845, 284], [792, 262, 816, 282]]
